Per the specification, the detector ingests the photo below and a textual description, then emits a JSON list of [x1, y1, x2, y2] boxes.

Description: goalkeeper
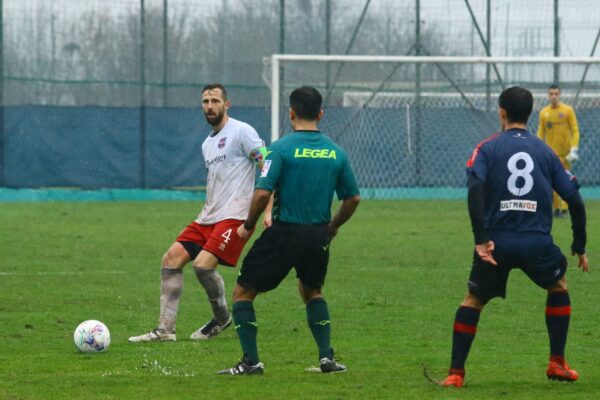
[[537, 84, 581, 218]]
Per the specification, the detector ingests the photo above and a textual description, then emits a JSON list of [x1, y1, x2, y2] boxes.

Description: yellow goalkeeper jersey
[[537, 103, 580, 157]]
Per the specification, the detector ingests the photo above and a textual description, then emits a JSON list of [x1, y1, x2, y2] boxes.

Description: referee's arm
[[329, 195, 360, 238], [238, 189, 273, 240]]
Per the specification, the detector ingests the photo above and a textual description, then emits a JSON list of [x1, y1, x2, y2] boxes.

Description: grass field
[[0, 200, 598, 399]]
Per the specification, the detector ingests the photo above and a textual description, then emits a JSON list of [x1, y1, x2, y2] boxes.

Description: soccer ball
[[73, 320, 111, 353]]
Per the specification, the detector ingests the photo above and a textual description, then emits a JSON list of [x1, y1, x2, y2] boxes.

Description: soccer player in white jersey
[[129, 84, 267, 342]]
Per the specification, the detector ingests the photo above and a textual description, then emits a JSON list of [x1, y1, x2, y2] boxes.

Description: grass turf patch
[[0, 200, 598, 399]]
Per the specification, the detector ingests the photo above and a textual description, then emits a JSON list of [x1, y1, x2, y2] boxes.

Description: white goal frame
[[269, 55, 600, 143]]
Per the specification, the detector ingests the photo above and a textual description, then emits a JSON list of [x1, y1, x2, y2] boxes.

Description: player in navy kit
[[442, 87, 589, 388]]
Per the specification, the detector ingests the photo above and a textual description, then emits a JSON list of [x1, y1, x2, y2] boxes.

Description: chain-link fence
[[2, 0, 600, 190], [274, 58, 600, 193]]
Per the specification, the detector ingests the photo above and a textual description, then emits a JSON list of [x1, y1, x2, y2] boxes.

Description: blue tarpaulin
[[2, 106, 270, 188]]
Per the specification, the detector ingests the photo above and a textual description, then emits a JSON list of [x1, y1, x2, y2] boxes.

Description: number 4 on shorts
[[221, 228, 232, 244]]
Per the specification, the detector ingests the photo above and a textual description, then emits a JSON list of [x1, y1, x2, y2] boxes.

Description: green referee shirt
[[257, 130, 359, 224]]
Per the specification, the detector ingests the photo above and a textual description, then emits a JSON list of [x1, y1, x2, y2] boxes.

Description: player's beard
[[204, 108, 225, 127]]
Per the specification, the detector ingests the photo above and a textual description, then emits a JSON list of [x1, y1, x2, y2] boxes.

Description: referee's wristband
[[243, 221, 255, 231]]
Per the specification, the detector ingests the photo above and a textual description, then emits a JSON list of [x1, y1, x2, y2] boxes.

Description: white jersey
[[196, 117, 264, 225]]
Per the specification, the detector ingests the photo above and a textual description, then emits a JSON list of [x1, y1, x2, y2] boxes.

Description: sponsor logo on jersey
[[218, 137, 227, 149], [260, 160, 272, 177], [293, 148, 337, 159], [546, 121, 553, 129], [500, 199, 538, 212], [206, 154, 226, 167]]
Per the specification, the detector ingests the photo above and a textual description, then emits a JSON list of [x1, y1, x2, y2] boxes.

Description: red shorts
[[176, 219, 251, 267]]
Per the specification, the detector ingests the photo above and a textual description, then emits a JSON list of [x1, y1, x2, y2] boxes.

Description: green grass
[[0, 200, 598, 399]]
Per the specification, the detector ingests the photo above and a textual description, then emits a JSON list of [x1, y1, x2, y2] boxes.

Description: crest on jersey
[[218, 137, 227, 149], [558, 112, 564, 119]]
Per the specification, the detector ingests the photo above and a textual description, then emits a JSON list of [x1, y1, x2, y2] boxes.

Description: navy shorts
[[467, 231, 567, 304], [237, 222, 331, 293]]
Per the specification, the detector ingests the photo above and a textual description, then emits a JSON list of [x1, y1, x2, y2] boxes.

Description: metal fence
[[4, 0, 600, 107], [2, 0, 600, 188]]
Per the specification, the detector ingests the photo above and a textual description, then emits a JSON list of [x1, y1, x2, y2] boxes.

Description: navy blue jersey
[[466, 128, 580, 235]]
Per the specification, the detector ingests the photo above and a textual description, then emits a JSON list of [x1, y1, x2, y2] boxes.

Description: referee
[[218, 86, 361, 375]]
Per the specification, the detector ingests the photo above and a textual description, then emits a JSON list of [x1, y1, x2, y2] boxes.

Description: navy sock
[[450, 306, 481, 375], [545, 291, 571, 360]]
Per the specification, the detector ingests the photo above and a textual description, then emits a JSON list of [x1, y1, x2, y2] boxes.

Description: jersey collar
[[504, 127, 530, 136], [294, 130, 321, 133], [209, 118, 232, 137]]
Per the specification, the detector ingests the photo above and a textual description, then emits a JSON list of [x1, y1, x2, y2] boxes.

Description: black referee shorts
[[237, 222, 331, 293]]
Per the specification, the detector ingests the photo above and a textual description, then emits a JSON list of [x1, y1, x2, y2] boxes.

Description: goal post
[[267, 55, 600, 197]]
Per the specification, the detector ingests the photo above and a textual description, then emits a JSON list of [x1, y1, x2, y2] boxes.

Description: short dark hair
[[289, 86, 322, 120], [202, 83, 228, 100], [548, 84, 560, 91], [498, 86, 533, 124]]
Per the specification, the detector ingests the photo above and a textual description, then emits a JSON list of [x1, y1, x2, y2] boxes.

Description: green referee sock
[[306, 298, 333, 360], [232, 301, 259, 365]]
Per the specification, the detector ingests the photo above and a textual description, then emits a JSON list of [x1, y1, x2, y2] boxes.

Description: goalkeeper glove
[[566, 147, 579, 163]]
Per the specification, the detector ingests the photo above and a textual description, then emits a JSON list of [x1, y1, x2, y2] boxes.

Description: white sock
[[194, 266, 229, 325], [158, 267, 183, 333]]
